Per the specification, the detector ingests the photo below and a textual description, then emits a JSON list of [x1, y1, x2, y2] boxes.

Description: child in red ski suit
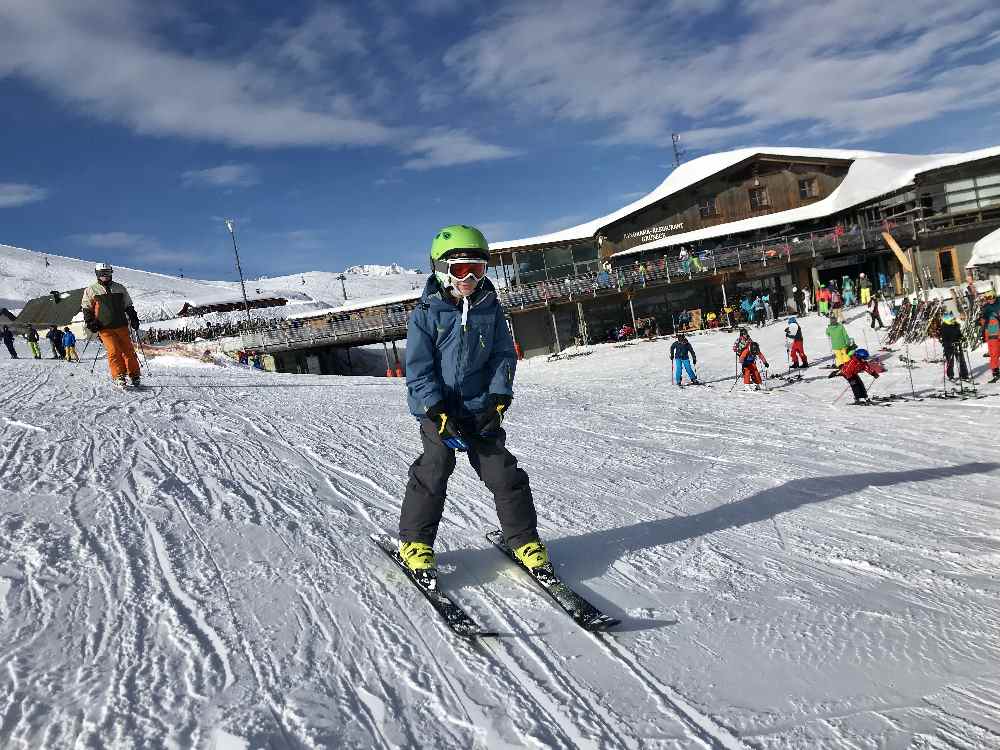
[[739, 339, 769, 390], [829, 348, 884, 403]]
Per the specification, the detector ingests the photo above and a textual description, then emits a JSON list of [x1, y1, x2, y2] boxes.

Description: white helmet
[[95, 262, 113, 275]]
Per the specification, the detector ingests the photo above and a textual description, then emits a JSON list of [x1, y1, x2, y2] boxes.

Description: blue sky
[[1, 0, 999, 280]]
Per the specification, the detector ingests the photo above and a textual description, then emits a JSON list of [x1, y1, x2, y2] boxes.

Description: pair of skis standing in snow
[[375, 224, 618, 635]]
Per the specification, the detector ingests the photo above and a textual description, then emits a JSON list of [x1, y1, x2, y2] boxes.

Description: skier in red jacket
[[739, 339, 769, 391], [829, 348, 885, 404]]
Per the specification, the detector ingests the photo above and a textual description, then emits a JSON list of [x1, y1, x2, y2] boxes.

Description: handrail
[[499, 220, 916, 309]]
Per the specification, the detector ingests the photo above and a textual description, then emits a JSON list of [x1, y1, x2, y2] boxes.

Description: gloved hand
[[426, 401, 469, 451], [126, 306, 140, 331], [83, 311, 102, 333], [476, 394, 512, 436]]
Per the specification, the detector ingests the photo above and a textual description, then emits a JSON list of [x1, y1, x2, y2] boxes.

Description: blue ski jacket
[[62, 330, 76, 348], [405, 276, 515, 419]]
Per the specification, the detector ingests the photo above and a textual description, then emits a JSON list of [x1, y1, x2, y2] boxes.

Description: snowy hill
[[2, 309, 999, 747], [0, 243, 425, 318]]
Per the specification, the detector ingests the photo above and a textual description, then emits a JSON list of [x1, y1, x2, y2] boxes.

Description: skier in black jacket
[[938, 311, 969, 381], [669, 334, 699, 385], [2, 325, 17, 358]]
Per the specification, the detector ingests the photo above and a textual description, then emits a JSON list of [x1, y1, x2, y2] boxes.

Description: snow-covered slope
[[0, 243, 425, 318], [2, 310, 999, 747]]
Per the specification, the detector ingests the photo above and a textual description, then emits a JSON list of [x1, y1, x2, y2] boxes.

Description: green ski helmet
[[430, 224, 490, 287]]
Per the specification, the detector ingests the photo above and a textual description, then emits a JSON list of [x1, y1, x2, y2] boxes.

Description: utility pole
[[223, 218, 253, 328], [672, 133, 684, 168], [338, 273, 348, 300]]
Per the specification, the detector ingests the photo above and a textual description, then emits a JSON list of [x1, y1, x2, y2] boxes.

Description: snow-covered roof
[[284, 289, 421, 320], [967, 226, 1000, 268], [489, 145, 1000, 257]]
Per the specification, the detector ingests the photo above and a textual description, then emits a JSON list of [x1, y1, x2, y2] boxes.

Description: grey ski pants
[[399, 419, 538, 550]]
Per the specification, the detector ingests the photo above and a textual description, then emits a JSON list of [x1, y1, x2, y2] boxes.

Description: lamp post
[[338, 273, 348, 300], [224, 218, 253, 328]]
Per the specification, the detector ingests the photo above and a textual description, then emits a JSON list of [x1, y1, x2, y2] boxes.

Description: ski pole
[[132, 328, 149, 369], [90, 338, 104, 375]]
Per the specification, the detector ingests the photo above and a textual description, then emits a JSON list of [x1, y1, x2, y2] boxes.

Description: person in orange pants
[[81, 262, 142, 386]]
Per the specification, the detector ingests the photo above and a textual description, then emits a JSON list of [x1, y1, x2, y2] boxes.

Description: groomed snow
[[2, 309, 1000, 748]]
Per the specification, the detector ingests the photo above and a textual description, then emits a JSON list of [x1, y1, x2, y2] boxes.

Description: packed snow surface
[[2, 310, 1000, 748]]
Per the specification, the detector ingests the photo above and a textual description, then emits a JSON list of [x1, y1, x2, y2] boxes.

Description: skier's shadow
[[536, 461, 998, 632]]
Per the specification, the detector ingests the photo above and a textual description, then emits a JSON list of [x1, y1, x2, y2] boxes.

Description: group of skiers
[[2, 323, 79, 362], [2, 263, 143, 387]]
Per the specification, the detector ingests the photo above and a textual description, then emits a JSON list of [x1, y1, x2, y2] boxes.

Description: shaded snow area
[[2, 310, 1000, 749]]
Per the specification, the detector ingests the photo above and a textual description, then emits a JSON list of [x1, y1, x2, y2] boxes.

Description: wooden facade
[[601, 155, 851, 255]]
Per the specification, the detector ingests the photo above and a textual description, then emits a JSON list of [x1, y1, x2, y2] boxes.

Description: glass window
[[798, 178, 818, 199], [519, 270, 546, 285], [946, 179, 975, 191], [980, 195, 1000, 208], [545, 263, 574, 280], [975, 173, 1000, 188], [948, 199, 979, 213], [544, 245, 573, 269], [749, 186, 770, 210], [572, 242, 598, 263], [977, 185, 1000, 199], [947, 189, 977, 205], [516, 251, 544, 274], [699, 197, 717, 218]]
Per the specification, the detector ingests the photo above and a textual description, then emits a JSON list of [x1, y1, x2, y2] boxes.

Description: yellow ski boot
[[399, 541, 436, 572], [513, 540, 549, 570]]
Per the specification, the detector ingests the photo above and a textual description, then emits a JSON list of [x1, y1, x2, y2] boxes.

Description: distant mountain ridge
[[0, 242, 425, 316]]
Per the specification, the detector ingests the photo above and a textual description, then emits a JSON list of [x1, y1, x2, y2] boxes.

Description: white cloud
[[403, 128, 520, 170], [0, 1, 516, 170], [70, 231, 202, 267], [0, 183, 49, 208], [71, 231, 145, 249], [182, 164, 260, 188], [443, 0, 1000, 149]]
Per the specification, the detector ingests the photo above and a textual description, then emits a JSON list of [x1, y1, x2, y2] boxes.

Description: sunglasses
[[435, 258, 488, 282]]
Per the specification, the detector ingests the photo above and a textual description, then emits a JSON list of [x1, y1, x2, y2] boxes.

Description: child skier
[[938, 311, 969, 381], [738, 337, 769, 391], [62, 327, 79, 362], [399, 225, 547, 576], [669, 334, 699, 385], [784, 316, 808, 368], [825, 314, 852, 366], [828, 348, 885, 404], [25, 325, 41, 359]]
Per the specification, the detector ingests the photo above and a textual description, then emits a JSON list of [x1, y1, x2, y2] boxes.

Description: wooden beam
[[882, 232, 913, 273]]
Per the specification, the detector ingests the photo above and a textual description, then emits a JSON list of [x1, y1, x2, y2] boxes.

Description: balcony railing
[[499, 220, 916, 310], [239, 305, 415, 351]]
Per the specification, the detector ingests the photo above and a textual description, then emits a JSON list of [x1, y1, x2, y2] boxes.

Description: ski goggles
[[434, 258, 488, 283]]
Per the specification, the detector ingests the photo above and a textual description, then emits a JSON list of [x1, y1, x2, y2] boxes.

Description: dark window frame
[[698, 197, 718, 218], [749, 186, 771, 210], [798, 177, 818, 200]]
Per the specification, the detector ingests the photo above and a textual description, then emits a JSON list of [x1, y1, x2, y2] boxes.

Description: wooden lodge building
[[489, 146, 1000, 358]]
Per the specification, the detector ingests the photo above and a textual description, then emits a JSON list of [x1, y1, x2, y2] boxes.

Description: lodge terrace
[[488, 146, 1000, 358], [204, 144, 1000, 371]]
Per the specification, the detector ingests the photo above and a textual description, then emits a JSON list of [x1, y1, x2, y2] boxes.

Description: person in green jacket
[[825, 314, 853, 366]]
